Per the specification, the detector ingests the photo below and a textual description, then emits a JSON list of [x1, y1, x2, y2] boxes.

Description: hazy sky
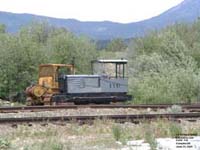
[[0, 0, 184, 23]]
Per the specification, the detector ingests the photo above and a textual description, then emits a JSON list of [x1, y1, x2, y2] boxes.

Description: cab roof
[[92, 59, 128, 64], [39, 64, 74, 67]]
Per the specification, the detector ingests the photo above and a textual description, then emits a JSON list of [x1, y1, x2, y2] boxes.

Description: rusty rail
[[0, 112, 199, 124], [0, 104, 200, 113]]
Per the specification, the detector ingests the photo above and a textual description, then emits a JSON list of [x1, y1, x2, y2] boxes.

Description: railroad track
[[0, 112, 200, 124], [0, 104, 200, 113]]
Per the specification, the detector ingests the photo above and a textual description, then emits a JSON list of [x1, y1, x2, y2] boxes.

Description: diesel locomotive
[[25, 59, 131, 105]]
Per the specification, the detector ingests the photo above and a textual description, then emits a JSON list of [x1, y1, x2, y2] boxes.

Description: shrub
[[112, 124, 132, 144], [167, 105, 182, 113], [0, 138, 10, 150], [144, 127, 157, 150], [128, 37, 200, 104], [169, 123, 182, 137], [112, 125, 122, 141], [24, 138, 64, 150]]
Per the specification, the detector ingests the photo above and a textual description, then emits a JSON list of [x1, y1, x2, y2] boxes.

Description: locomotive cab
[[26, 64, 75, 105], [91, 59, 127, 78], [38, 64, 75, 93]]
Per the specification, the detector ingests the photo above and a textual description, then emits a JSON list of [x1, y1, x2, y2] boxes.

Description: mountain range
[[0, 0, 200, 40]]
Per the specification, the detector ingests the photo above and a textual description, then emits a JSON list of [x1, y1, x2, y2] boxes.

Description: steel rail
[[0, 104, 200, 113], [0, 112, 200, 124]]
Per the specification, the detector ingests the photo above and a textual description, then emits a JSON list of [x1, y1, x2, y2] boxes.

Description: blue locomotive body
[[52, 59, 132, 104]]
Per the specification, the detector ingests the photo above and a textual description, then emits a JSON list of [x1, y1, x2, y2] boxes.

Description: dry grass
[[0, 119, 199, 150]]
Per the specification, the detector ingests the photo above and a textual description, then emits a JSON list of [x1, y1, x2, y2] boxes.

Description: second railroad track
[[0, 112, 199, 124], [0, 103, 200, 113]]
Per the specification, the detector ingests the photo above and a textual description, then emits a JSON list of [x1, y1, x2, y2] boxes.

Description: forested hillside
[[0, 0, 199, 39], [0, 20, 200, 104]]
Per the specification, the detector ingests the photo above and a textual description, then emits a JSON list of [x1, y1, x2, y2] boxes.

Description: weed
[[167, 105, 182, 113], [169, 123, 182, 137], [112, 125, 121, 141], [0, 138, 10, 150], [24, 138, 64, 150], [144, 126, 157, 150], [112, 124, 132, 144]]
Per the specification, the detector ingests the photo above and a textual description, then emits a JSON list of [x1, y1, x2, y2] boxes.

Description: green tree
[[0, 22, 97, 100], [106, 38, 126, 52], [0, 24, 6, 33], [128, 27, 200, 104], [46, 32, 97, 73]]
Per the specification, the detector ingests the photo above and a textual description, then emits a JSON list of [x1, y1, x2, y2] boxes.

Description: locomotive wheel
[[51, 101, 57, 106], [26, 97, 33, 106], [43, 94, 52, 105], [43, 98, 51, 105]]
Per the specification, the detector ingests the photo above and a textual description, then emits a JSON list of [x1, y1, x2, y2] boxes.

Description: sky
[[0, 0, 184, 23]]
